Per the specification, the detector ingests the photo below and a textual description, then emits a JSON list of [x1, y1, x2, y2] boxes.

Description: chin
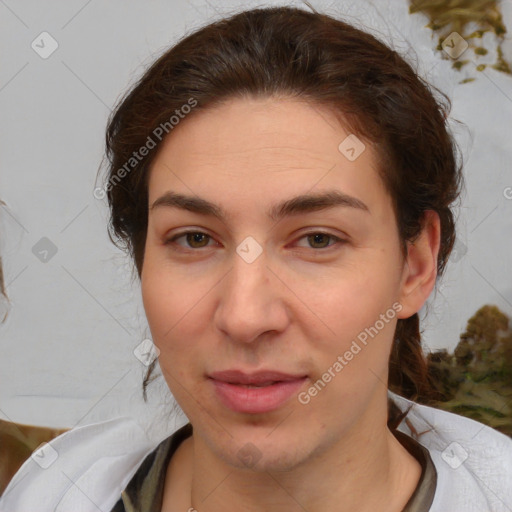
[[211, 430, 315, 473]]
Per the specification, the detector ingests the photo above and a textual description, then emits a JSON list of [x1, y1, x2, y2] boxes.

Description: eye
[[165, 231, 215, 250], [294, 231, 345, 250], [165, 230, 345, 252]]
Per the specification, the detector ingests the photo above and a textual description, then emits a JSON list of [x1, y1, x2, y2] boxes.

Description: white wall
[[1, 0, 511, 431]]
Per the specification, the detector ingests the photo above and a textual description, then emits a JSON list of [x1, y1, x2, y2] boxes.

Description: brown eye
[[306, 233, 332, 249], [295, 232, 345, 250], [166, 231, 213, 249]]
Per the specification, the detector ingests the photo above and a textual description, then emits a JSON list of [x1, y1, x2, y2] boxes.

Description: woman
[[2, 5, 511, 512]]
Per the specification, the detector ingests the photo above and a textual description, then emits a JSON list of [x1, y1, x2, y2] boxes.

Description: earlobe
[[397, 210, 441, 319]]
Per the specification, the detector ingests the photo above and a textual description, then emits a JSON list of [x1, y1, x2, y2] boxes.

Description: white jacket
[[1, 390, 511, 512]]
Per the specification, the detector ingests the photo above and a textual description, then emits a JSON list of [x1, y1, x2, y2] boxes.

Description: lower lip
[[210, 377, 307, 414]]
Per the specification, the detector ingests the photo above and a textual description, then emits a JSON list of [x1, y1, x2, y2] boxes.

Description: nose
[[214, 245, 290, 345]]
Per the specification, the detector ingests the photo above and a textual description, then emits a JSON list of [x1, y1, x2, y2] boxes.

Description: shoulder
[[0, 416, 163, 512], [110, 422, 193, 511], [388, 390, 512, 511]]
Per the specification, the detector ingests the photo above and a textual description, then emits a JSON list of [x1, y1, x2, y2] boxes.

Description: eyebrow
[[149, 190, 370, 221]]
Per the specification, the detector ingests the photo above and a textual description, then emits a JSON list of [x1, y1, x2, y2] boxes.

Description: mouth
[[208, 369, 308, 414], [232, 381, 281, 388]]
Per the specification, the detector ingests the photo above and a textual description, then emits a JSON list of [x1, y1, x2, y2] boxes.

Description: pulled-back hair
[[102, 5, 463, 430]]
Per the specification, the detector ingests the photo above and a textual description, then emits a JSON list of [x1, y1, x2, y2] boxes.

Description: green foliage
[[408, 0, 512, 80], [426, 305, 512, 437]]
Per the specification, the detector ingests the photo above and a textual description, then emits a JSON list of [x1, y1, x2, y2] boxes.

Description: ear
[[396, 210, 441, 319]]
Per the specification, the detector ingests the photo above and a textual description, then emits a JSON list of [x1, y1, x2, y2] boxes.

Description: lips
[[208, 369, 308, 414], [208, 369, 307, 385]]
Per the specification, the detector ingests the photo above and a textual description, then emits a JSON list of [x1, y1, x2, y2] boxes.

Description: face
[[141, 96, 412, 472]]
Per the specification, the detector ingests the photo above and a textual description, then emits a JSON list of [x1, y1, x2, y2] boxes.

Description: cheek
[[313, 265, 392, 325], [141, 261, 184, 355], [307, 263, 399, 373], [141, 267, 168, 336], [141, 248, 187, 329], [140, 261, 207, 373]]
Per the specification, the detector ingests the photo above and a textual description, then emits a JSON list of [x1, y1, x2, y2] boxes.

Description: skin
[[140, 96, 441, 512]]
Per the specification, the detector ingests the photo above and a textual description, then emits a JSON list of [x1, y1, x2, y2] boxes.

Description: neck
[[163, 392, 422, 512]]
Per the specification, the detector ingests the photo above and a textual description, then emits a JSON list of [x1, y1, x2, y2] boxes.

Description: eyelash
[[164, 230, 346, 252]]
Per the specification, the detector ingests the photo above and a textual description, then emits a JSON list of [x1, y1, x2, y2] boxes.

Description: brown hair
[[101, 5, 463, 429]]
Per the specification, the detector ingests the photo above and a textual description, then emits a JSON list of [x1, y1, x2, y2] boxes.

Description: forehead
[[147, 96, 389, 219], [152, 96, 369, 167]]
